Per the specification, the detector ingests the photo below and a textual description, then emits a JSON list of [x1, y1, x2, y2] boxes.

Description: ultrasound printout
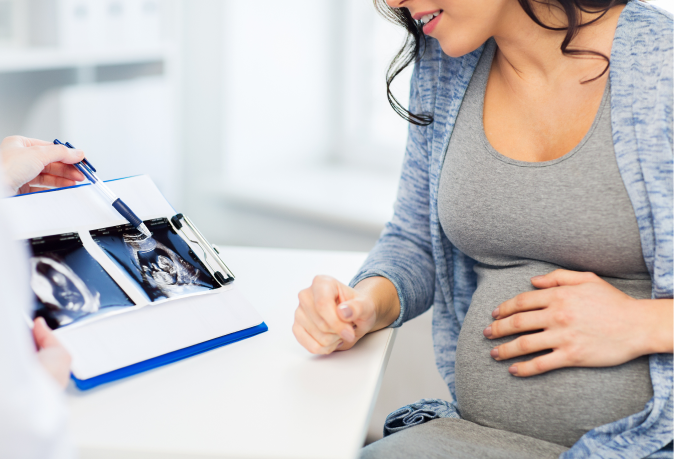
[[28, 233, 135, 330], [91, 218, 220, 302]]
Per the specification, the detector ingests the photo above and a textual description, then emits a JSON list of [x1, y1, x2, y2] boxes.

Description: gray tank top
[[438, 39, 653, 447]]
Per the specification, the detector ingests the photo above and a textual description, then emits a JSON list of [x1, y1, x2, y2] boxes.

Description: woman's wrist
[[636, 299, 674, 355], [354, 276, 401, 333]]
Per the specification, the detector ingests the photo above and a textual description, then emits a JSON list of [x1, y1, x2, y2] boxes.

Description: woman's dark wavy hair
[[375, 0, 629, 126]]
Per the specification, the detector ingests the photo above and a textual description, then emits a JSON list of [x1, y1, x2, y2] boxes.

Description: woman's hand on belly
[[483, 269, 674, 377]]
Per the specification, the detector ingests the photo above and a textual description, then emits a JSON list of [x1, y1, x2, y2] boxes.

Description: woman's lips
[[422, 12, 442, 35]]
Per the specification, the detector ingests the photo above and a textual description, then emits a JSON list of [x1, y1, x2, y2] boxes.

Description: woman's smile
[[414, 9, 443, 34]]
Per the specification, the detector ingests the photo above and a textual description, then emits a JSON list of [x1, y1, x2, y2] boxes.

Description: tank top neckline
[[477, 39, 611, 168]]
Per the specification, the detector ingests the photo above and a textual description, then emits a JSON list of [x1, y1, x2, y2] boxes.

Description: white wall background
[[221, 1, 336, 175], [651, 0, 674, 15], [22, 77, 180, 203]]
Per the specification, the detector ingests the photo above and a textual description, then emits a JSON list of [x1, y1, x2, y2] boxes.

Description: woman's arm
[[353, 277, 402, 333], [347, 57, 437, 329], [638, 298, 674, 354], [485, 269, 673, 377]]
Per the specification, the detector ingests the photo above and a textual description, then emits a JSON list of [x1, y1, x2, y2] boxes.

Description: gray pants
[[361, 418, 568, 459]]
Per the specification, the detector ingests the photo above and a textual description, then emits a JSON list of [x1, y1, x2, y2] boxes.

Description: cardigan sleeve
[[350, 62, 436, 328]]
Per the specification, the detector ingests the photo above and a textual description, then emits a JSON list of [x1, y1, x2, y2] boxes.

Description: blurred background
[[0, 0, 414, 252], [1, 0, 673, 444]]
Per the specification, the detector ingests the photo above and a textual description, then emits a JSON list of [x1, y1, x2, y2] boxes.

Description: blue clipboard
[[73, 321, 268, 390], [16, 175, 267, 391]]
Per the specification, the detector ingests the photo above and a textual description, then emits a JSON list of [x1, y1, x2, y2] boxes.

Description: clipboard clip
[[170, 213, 235, 286]]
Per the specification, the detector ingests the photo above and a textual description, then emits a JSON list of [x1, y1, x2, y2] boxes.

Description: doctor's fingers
[[1, 135, 52, 149], [22, 137, 53, 147], [29, 144, 85, 166], [292, 310, 341, 355], [33, 317, 62, 350], [34, 318, 72, 388], [42, 161, 85, 181], [27, 173, 79, 190]]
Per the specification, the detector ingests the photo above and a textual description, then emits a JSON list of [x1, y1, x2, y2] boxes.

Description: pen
[[54, 139, 152, 238]]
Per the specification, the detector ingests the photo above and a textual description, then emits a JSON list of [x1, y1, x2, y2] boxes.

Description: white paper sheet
[[2, 175, 264, 381], [2, 175, 175, 239]]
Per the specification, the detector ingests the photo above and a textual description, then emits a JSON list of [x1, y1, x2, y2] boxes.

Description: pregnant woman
[[293, 0, 673, 457]]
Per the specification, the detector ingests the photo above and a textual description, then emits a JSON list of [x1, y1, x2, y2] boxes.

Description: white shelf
[[0, 46, 169, 73]]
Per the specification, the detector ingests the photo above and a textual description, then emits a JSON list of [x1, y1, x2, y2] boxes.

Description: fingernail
[[531, 275, 544, 281], [509, 365, 518, 375], [491, 308, 499, 318], [338, 303, 353, 320], [490, 347, 499, 359], [336, 340, 343, 349], [483, 326, 492, 338], [340, 328, 354, 342]]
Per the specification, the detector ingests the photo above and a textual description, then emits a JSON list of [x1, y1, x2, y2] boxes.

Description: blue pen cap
[[63, 141, 96, 172], [54, 139, 96, 172]]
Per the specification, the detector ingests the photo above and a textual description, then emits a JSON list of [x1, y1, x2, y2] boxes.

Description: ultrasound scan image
[[91, 218, 220, 302], [28, 233, 135, 330]]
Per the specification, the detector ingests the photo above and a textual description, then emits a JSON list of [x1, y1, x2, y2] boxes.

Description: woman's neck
[[492, 2, 625, 87]]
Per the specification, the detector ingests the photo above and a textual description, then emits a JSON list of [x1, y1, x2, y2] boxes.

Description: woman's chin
[[438, 36, 491, 59]]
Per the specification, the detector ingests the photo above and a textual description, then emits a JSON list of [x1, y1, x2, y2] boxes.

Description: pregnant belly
[[454, 263, 654, 447]]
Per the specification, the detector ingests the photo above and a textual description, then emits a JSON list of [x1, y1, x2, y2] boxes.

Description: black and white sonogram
[[28, 233, 134, 330], [91, 218, 220, 302]]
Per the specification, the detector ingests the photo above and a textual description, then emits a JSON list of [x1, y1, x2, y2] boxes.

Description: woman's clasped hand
[[486, 269, 673, 377], [293, 275, 400, 354], [293, 276, 377, 354]]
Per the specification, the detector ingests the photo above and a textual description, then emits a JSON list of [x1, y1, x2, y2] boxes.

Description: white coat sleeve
[[0, 191, 75, 459]]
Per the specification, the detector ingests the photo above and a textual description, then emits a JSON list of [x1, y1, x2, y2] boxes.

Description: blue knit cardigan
[[351, 1, 674, 457]]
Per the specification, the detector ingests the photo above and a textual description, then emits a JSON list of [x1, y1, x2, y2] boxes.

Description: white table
[[67, 246, 396, 459]]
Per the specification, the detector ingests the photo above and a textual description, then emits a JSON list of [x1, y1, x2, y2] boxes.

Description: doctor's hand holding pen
[[293, 275, 401, 354], [0, 135, 85, 195]]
